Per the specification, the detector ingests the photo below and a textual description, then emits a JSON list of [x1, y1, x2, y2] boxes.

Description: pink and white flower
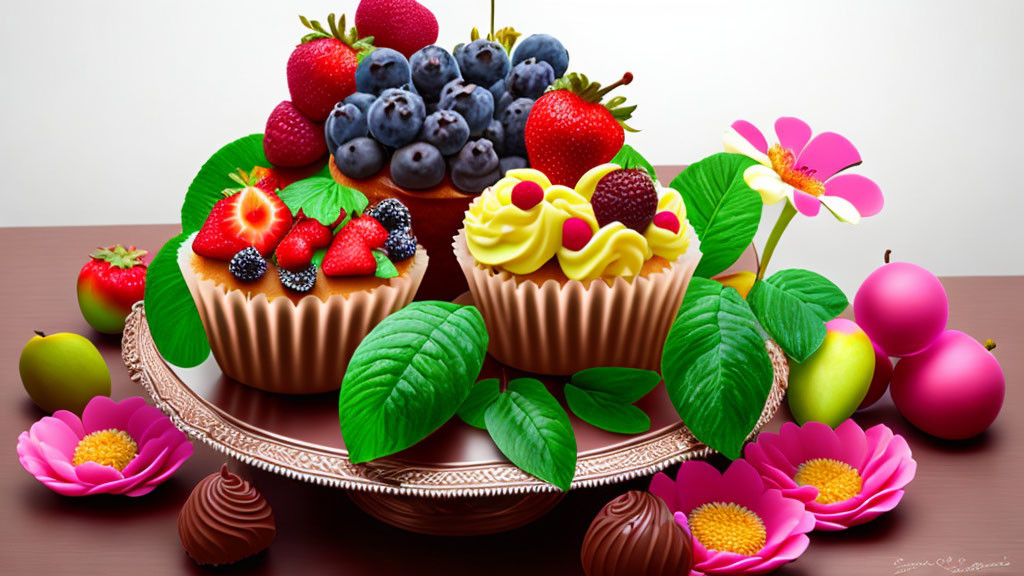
[[724, 117, 883, 223], [744, 420, 916, 531], [17, 396, 193, 497], [650, 459, 815, 575]]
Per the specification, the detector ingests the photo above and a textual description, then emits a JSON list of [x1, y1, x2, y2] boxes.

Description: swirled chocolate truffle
[[178, 465, 276, 566], [581, 491, 693, 576]]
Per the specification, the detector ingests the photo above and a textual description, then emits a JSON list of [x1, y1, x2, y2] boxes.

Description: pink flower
[[744, 420, 916, 531], [723, 117, 883, 223], [650, 459, 815, 575], [17, 396, 193, 497]]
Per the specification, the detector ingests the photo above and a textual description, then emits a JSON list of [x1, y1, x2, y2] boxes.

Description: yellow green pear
[[715, 270, 756, 299], [19, 331, 111, 414], [788, 319, 874, 427]]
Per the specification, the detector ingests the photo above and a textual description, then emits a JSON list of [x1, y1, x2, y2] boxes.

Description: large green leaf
[[670, 153, 762, 278], [564, 367, 661, 434], [180, 135, 270, 233], [485, 378, 577, 491], [144, 233, 210, 367], [278, 177, 369, 227], [747, 269, 849, 362], [339, 302, 489, 463], [661, 277, 774, 459]]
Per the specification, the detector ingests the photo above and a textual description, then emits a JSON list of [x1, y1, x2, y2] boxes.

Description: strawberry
[[524, 72, 637, 187], [263, 101, 327, 168], [355, 0, 438, 58], [77, 245, 148, 334], [287, 14, 373, 122], [275, 218, 333, 272], [194, 171, 294, 259], [321, 216, 388, 276]]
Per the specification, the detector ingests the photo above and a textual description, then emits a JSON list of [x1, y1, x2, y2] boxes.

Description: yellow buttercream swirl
[[644, 187, 690, 261], [558, 223, 649, 281], [465, 171, 587, 274]]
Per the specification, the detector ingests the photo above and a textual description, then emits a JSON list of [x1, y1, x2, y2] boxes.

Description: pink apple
[[891, 330, 1004, 440], [854, 257, 948, 357]]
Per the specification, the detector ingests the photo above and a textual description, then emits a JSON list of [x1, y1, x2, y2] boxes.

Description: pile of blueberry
[[325, 34, 569, 193]]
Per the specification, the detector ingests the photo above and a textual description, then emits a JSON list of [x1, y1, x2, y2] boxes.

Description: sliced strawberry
[[192, 196, 250, 260], [219, 186, 293, 256], [322, 239, 376, 276], [336, 216, 388, 250]]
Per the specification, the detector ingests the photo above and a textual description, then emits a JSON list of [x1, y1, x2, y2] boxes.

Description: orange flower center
[[688, 502, 767, 556], [72, 429, 138, 471], [794, 458, 863, 504], [768, 144, 826, 197]]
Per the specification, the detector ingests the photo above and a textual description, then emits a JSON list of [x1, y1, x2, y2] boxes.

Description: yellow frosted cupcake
[[453, 165, 702, 375]]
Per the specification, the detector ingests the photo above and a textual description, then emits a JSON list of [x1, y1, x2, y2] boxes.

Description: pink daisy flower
[[17, 396, 193, 497], [650, 459, 815, 575], [744, 420, 916, 531], [723, 117, 883, 223]]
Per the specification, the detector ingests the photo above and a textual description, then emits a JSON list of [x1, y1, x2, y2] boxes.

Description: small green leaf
[[311, 247, 328, 268], [610, 144, 658, 181], [661, 277, 774, 459], [457, 378, 500, 429], [279, 177, 368, 227], [339, 302, 489, 463], [670, 153, 762, 278], [485, 379, 577, 491], [180, 135, 270, 233], [747, 269, 849, 362], [144, 233, 211, 367], [565, 384, 651, 434], [570, 367, 661, 403], [373, 251, 398, 279]]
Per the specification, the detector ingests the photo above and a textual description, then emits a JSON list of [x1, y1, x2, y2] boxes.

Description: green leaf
[[143, 233, 210, 367], [661, 277, 774, 459], [485, 379, 577, 491], [670, 153, 762, 278], [564, 367, 660, 434], [457, 378, 500, 429], [181, 135, 269, 234], [564, 385, 651, 434], [279, 177, 369, 227], [373, 251, 398, 279], [339, 302, 489, 463], [747, 269, 849, 362], [610, 144, 658, 181]]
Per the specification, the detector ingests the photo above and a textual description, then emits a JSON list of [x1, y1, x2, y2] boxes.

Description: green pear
[[787, 318, 874, 427], [19, 331, 111, 414]]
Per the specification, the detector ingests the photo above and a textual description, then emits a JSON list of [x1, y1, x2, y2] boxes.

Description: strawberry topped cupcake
[[454, 165, 701, 375], [181, 173, 427, 394]]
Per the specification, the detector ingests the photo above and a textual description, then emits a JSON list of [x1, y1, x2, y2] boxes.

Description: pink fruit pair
[[854, 253, 1004, 440]]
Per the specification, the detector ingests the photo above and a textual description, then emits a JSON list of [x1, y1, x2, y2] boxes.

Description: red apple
[[77, 245, 148, 334]]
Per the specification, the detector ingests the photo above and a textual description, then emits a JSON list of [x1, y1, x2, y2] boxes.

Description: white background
[[2, 0, 1021, 295]]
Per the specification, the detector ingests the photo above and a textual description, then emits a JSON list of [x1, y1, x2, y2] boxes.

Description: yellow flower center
[[72, 429, 138, 471], [768, 144, 826, 197], [794, 458, 863, 504], [688, 502, 767, 556]]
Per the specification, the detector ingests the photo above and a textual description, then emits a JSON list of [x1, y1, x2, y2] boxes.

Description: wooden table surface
[[0, 223, 1020, 576]]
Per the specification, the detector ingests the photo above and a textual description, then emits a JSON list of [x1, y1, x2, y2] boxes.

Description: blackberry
[[279, 264, 318, 293], [367, 199, 412, 232], [384, 229, 418, 262], [229, 248, 267, 282]]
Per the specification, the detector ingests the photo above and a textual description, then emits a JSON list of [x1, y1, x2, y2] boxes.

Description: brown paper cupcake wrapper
[[454, 228, 702, 375], [179, 235, 428, 394]]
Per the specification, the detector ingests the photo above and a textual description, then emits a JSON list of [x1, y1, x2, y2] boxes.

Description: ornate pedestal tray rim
[[122, 303, 788, 498]]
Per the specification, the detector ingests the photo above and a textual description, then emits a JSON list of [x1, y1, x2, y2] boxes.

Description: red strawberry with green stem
[[524, 72, 637, 187], [322, 216, 388, 276], [288, 14, 374, 122], [276, 218, 333, 272], [77, 245, 148, 334]]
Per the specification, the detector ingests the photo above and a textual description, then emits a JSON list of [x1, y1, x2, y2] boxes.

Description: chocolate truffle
[[581, 490, 693, 576], [178, 465, 276, 566]]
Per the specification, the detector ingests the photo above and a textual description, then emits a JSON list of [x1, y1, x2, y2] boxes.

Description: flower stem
[[757, 202, 797, 281]]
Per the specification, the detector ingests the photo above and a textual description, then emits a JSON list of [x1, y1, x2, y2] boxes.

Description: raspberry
[[228, 248, 267, 282], [511, 180, 544, 210], [591, 168, 658, 232], [653, 211, 681, 234], [561, 218, 593, 251]]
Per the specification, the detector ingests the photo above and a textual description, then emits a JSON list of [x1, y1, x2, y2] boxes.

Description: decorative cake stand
[[123, 289, 788, 536]]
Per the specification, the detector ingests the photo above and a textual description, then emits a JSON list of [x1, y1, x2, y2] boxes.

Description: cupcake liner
[[178, 235, 428, 394], [454, 228, 702, 375]]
